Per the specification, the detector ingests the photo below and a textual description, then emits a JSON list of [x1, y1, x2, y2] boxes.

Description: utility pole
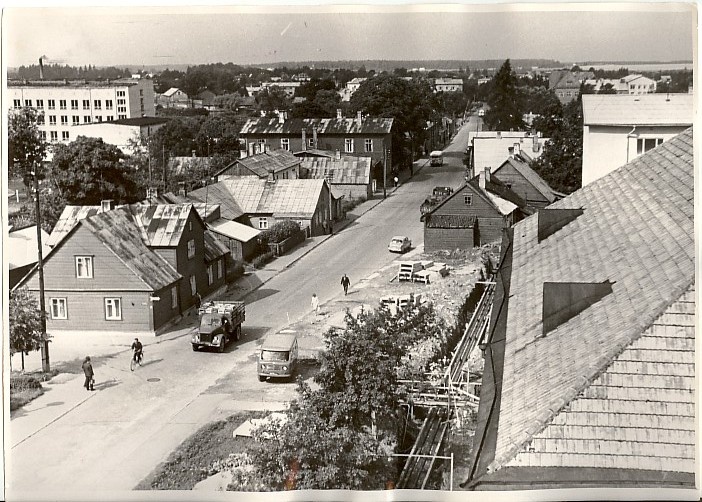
[[383, 148, 387, 199], [33, 167, 50, 372]]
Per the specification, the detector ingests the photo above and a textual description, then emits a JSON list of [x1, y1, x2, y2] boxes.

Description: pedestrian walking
[[194, 292, 202, 311], [82, 356, 94, 391], [341, 274, 351, 295], [311, 293, 320, 316], [394, 176, 399, 188]]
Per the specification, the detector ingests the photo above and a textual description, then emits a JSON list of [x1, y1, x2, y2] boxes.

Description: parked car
[[388, 236, 412, 253], [258, 330, 299, 382]]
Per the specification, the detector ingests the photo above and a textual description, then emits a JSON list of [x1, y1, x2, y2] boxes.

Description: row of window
[[51, 297, 124, 320], [42, 115, 114, 126], [13, 98, 116, 110], [274, 138, 375, 153]]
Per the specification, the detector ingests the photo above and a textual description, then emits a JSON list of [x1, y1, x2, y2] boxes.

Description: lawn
[[9, 372, 49, 411], [136, 410, 267, 490]]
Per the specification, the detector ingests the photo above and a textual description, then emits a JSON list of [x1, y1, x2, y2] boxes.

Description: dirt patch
[[136, 411, 267, 491]]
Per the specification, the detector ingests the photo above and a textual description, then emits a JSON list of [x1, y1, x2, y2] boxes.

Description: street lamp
[[32, 167, 50, 372]]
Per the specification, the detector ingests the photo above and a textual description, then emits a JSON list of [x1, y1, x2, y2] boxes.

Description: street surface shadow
[[242, 288, 279, 304], [240, 326, 271, 343], [138, 357, 163, 367], [52, 352, 121, 375], [94, 379, 120, 391]]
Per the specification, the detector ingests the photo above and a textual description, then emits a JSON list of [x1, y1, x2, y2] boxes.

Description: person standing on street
[[82, 356, 94, 391], [311, 293, 320, 316], [341, 274, 351, 295], [194, 292, 202, 311]]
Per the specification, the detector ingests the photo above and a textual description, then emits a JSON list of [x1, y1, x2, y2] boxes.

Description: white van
[[429, 150, 443, 166], [257, 330, 299, 382]]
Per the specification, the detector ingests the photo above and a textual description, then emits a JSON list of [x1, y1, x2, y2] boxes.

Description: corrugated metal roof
[[209, 218, 260, 242], [80, 207, 181, 291], [222, 150, 300, 177], [130, 204, 194, 248], [299, 157, 371, 184], [582, 93, 693, 126], [185, 184, 245, 221], [488, 128, 694, 477], [240, 117, 394, 136], [47, 205, 101, 247]]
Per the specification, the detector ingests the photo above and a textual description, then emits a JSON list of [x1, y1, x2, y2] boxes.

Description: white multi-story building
[[434, 78, 463, 93], [7, 78, 155, 145]]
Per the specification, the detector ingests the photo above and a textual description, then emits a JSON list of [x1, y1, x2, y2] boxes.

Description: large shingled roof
[[467, 128, 695, 488], [240, 117, 394, 136]]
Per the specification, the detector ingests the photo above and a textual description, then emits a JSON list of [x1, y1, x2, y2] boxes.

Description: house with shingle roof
[[492, 152, 564, 209], [420, 169, 534, 251], [298, 155, 373, 201], [462, 128, 695, 491], [17, 202, 229, 335], [214, 150, 301, 182], [581, 93, 693, 186], [239, 112, 393, 171], [157, 87, 189, 108], [549, 69, 595, 104]]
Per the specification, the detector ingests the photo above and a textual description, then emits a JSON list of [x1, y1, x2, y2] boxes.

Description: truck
[[257, 330, 299, 382], [192, 301, 245, 352]]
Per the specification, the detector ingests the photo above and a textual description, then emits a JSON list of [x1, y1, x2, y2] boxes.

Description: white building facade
[[7, 78, 155, 145], [581, 93, 693, 186], [69, 117, 169, 155]]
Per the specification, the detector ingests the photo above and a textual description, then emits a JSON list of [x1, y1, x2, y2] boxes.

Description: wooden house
[[214, 149, 301, 182], [492, 151, 564, 209]]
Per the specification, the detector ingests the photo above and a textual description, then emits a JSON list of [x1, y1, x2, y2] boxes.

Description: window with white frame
[[464, 194, 473, 205], [106, 116, 113, 122], [50, 131, 58, 141], [37, 99, 44, 108], [49, 115, 57, 125], [96, 116, 102, 122], [281, 138, 290, 151], [105, 298, 122, 320], [83, 99, 90, 109], [37, 115, 45, 125], [84, 116, 92, 123], [106, 99, 113, 109], [13, 99, 21, 109], [75, 256, 93, 278], [171, 287, 178, 309], [94, 99, 102, 109], [59, 99, 67, 110], [207, 264, 214, 285], [62, 131, 69, 141], [117, 90, 125, 97], [118, 114, 127, 120], [40, 131, 47, 140], [189, 275, 197, 296], [61, 116, 68, 125], [636, 137, 664, 155], [50, 298, 67, 319], [71, 99, 78, 110], [258, 217, 269, 229], [48, 99, 55, 110], [344, 138, 354, 153], [117, 98, 125, 105], [187, 239, 196, 259], [364, 139, 373, 152], [217, 260, 223, 279], [72, 116, 79, 125]]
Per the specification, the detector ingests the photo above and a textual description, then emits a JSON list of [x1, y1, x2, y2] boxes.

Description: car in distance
[[388, 236, 412, 253], [478, 109, 485, 117]]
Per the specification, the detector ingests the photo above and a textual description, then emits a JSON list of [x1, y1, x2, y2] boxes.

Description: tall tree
[[49, 136, 137, 205], [484, 59, 525, 131], [8, 108, 47, 189]]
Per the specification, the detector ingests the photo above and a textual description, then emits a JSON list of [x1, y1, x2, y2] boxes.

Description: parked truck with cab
[[192, 301, 245, 352], [257, 330, 299, 381]]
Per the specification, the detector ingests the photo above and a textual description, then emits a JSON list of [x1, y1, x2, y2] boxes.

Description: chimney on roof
[[514, 142, 521, 157], [312, 126, 318, 148], [302, 129, 307, 150], [532, 135, 540, 153], [278, 110, 285, 124], [100, 200, 114, 213], [178, 181, 187, 197], [240, 149, 247, 159], [336, 108, 343, 119], [356, 110, 363, 126], [335, 149, 341, 160], [496, 131, 502, 139], [191, 150, 196, 158]]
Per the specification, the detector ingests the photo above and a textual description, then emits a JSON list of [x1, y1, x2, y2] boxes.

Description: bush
[[251, 250, 275, 269], [10, 373, 43, 391], [258, 220, 301, 247], [10, 373, 44, 411]]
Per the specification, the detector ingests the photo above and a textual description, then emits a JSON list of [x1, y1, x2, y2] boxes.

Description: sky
[[2, 3, 696, 68]]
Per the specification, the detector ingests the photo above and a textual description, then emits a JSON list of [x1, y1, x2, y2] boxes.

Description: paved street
[[8, 122, 474, 498]]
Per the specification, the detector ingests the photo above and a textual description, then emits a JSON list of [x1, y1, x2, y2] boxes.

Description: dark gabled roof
[[47, 205, 102, 247], [80, 207, 181, 291], [466, 128, 695, 489], [217, 150, 300, 178], [493, 156, 561, 203], [240, 117, 394, 136], [105, 117, 169, 127], [185, 184, 245, 220]]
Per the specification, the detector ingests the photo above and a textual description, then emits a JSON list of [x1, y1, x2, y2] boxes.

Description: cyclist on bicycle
[[131, 337, 143, 363]]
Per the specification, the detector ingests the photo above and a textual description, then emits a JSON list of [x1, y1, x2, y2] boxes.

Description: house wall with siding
[[206, 256, 228, 292], [424, 226, 476, 251], [333, 183, 373, 201], [428, 185, 506, 245], [494, 163, 551, 209]]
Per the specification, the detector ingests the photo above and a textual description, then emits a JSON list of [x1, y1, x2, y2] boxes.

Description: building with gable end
[[492, 150, 564, 209], [462, 128, 695, 491]]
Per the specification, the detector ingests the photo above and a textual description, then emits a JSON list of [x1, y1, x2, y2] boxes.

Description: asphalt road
[[8, 120, 476, 496]]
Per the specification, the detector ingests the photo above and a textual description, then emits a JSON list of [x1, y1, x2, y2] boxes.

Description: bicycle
[[130, 350, 144, 371]]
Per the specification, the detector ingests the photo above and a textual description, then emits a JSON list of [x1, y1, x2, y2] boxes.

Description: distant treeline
[[10, 64, 133, 80], [252, 59, 563, 72]]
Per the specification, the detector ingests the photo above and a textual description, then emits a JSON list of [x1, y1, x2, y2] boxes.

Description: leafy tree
[[530, 98, 583, 194], [484, 59, 525, 131], [256, 87, 291, 114], [8, 108, 47, 189], [9, 287, 48, 371], [296, 78, 336, 101], [350, 74, 436, 166], [599, 83, 618, 94], [434, 91, 469, 118], [49, 136, 138, 205]]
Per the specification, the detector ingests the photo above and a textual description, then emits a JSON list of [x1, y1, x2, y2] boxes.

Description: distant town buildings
[[7, 78, 155, 146], [549, 69, 595, 103], [433, 78, 463, 93], [581, 93, 693, 186], [584, 74, 657, 94]]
